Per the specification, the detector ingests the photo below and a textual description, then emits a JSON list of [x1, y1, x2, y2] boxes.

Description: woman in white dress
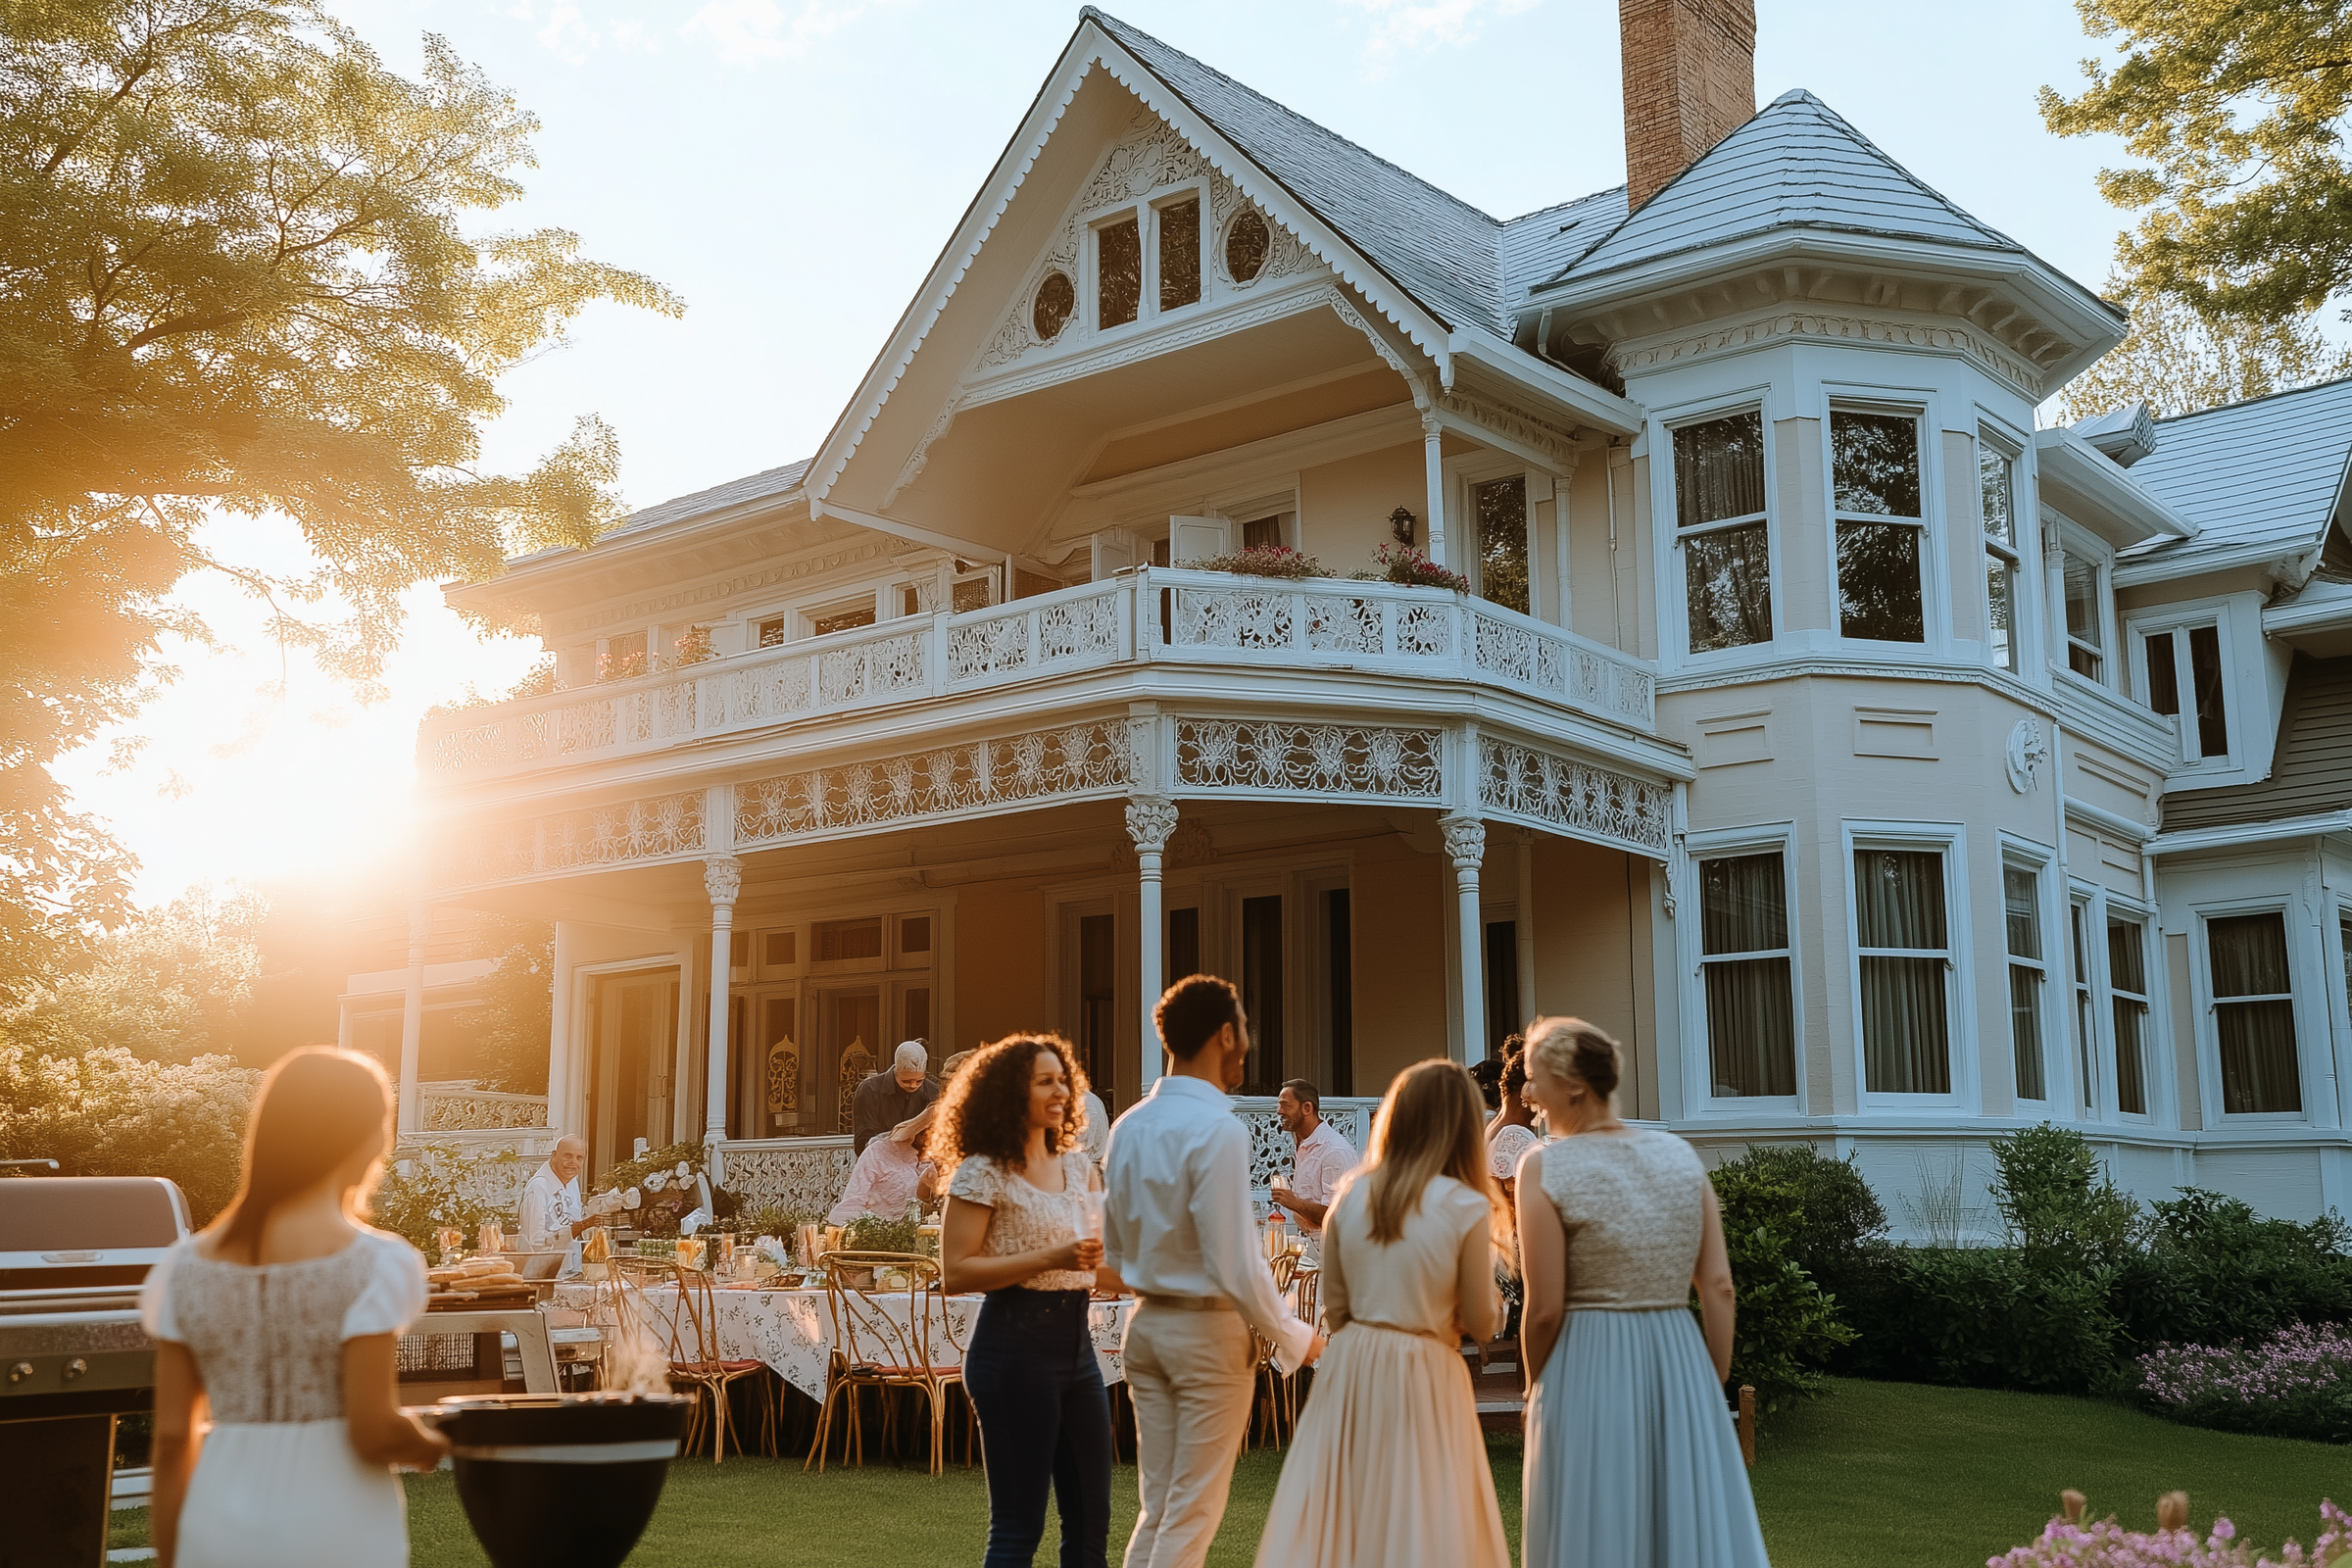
[[144, 1048, 448, 1568], [1252, 1058, 1511, 1568], [1485, 1038, 1542, 1335]]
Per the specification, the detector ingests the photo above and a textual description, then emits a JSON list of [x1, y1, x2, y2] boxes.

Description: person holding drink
[[936, 1033, 1116, 1568]]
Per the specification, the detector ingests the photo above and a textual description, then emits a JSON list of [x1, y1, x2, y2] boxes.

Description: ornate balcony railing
[[417, 569, 1655, 785], [417, 1085, 551, 1133]]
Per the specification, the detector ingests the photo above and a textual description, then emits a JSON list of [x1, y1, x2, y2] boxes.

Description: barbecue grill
[[0, 1176, 190, 1568]]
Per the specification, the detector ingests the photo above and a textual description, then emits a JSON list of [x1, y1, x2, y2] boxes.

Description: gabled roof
[[2114, 375, 2352, 585], [1541, 90, 2033, 292], [2163, 655, 2352, 833], [603, 460, 810, 541]]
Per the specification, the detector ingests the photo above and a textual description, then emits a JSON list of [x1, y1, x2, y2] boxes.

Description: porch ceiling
[[829, 303, 1411, 561]]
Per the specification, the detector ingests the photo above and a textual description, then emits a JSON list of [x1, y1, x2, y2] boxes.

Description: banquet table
[[556, 1281, 1135, 1403]]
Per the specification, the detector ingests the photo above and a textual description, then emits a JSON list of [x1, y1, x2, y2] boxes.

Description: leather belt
[[1139, 1294, 1236, 1312]]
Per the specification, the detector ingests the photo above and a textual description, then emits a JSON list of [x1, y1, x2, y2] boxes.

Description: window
[[811, 603, 876, 637], [602, 630, 647, 681], [1326, 889, 1353, 1097], [763, 931, 796, 967], [1097, 215, 1141, 328], [1833, 410, 1927, 643], [900, 916, 931, 956], [1157, 196, 1200, 311], [2063, 551, 2104, 680], [1225, 209, 1270, 282], [1033, 271, 1075, 341], [1243, 514, 1284, 550], [1078, 913, 1115, 1111], [1485, 919, 1519, 1059], [2341, 910, 2352, 1027], [2210, 912, 2300, 1113], [2144, 624, 2230, 759], [2003, 866, 2046, 1101], [2071, 901, 2097, 1110], [1240, 895, 1284, 1094], [1854, 848, 1950, 1094], [1167, 906, 1200, 985], [1981, 439, 2022, 670], [812, 917, 884, 963], [1700, 854, 1795, 1097], [1474, 475, 1531, 615], [756, 616, 789, 650], [2109, 915, 2149, 1115], [1674, 412, 1772, 652]]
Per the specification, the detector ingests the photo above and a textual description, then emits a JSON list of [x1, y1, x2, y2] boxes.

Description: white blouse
[[948, 1152, 1100, 1292]]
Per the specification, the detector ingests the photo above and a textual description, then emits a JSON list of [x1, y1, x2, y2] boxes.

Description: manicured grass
[[112, 1379, 2352, 1565]]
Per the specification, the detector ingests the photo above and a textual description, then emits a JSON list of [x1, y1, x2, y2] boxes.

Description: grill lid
[[0, 1177, 192, 1292]]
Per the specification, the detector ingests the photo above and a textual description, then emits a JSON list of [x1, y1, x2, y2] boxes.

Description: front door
[[815, 987, 883, 1137], [588, 969, 678, 1179]]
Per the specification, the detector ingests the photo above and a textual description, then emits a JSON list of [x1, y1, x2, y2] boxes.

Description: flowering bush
[[1372, 542, 1469, 591], [1990, 1493, 2352, 1567], [660, 624, 714, 670], [2139, 1322, 2352, 1443], [1179, 545, 1323, 580]]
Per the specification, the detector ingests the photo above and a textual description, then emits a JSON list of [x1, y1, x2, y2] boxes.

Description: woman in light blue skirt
[[1513, 1017, 1770, 1568]]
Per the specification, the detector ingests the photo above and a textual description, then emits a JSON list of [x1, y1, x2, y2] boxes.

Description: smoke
[[603, 1317, 669, 1396]]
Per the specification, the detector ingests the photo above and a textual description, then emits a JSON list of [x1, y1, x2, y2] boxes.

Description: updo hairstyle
[[1524, 1016, 1621, 1099], [1499, 1035, 1529, 1099]]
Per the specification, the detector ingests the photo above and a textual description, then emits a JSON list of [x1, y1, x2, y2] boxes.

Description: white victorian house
[[396, 5, 2352, 1231]]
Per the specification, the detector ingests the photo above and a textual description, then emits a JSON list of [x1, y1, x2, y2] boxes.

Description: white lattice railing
[[418, 570, 1654, 783], [417, 1085, 551, 1133]]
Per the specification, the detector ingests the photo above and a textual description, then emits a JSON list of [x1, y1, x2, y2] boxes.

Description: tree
[[0, 886, 266, 1063], [2039, 0, 2352, 321], [1, 1, 683, 987], [467, 915, 552, 1095], [0, 1043, 257, 1221], [2055, 275, 2352, 422]]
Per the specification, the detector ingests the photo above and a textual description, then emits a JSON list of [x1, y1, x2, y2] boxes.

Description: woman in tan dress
[[1252, 1059, 1511, 1568]]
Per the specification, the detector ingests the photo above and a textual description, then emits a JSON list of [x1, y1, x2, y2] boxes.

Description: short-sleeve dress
[[140, 1227, 428, 1568]]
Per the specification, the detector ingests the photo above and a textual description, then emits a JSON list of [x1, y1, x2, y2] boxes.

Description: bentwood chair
[[618, 1263, 769, 1462], [807, 1252, 960, 1475], [1247, 1252, 1303, 1449]]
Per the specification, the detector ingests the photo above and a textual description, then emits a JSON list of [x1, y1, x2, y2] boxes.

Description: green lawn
[[107, 1378, 2352, 1565]]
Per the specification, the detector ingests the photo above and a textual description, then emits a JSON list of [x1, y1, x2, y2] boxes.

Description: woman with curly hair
[[936, 1033, 1112, 1568]]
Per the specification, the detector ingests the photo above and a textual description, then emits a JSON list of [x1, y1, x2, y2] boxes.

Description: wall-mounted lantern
[[1389, 506, 1416, 545]]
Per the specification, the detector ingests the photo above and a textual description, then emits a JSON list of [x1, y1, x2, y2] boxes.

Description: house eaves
[[2033, 427, 2195, 552]]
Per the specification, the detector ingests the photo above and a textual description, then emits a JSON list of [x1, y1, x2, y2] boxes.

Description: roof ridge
[[2150, 370, 2352, 427]]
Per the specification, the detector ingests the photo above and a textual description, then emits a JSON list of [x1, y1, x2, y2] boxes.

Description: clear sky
[[59, 0, 2147, 906]]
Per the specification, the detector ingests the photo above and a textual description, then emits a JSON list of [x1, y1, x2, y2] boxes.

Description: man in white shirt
[[1268, 1078, 1355, 1239], [1103, 975, 1321, 1568], [517, 1136, 603, 1276]]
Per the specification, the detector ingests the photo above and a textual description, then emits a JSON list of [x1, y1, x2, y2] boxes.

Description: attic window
[[1033, 271, 1075, 341], [1098, 216, 1141, 328], [1226, 210, 1270, 282], [1158, 196, 1200, 310]]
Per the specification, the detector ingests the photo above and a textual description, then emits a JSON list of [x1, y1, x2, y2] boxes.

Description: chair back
[[604, 1260, 715, 1368], [816, 1251, 942, 1378]]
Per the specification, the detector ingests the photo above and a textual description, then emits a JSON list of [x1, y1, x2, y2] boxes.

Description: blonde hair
[[1349, 1059, 1507, 1253], [1524, 1015, 1622, 1098]]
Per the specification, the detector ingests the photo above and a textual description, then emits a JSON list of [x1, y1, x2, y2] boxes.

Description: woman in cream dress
[[143, 1048, 448, 1568], [1516, 1017, 1770, 1568], [1252, 1059, 1511, 1568]]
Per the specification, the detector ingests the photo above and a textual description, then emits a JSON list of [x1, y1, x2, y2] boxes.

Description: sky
[[58, 0, 2151, 907]]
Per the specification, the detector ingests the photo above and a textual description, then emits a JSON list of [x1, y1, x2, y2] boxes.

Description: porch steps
[[1466, 1338, 1525, 1434]]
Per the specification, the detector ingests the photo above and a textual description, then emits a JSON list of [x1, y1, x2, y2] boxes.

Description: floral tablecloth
[[555, 1282, 1134, 1402]]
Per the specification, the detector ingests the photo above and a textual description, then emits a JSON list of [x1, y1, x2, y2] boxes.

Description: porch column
[[1126, 795, 1179, 1091], [548, 921, 575, 1135], [703, 855, 742, 1148], [1441, 815, 1487, 1064], [1422, 409, 1448, 566], [397, 899, 427, 1136], [1515, 828, 1538, 1035]]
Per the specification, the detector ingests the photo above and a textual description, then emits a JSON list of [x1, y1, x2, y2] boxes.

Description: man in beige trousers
[[1102, 975, 1321, 1568]]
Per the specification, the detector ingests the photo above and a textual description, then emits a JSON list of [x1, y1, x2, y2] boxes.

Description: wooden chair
[[807, 1251, 960, 1475], [1247, 1252, 1302, 1449], [615, 1263, 768, 1462]]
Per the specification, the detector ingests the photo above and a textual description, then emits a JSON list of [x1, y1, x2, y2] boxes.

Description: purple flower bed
[[2138, 1322, 2352, 1442], [1990, 1499, 2352, 1567]]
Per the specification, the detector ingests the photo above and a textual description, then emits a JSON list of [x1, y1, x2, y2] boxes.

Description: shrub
[[371, 1144, 524, 1254], [1993, 1121, 2140, 1272], [0, 1043, 257, 1222], [2139, 1322, 2352, 1443], [1886, 1245, 2122, 1395], [1371, 542, 1468, 591], [2113, 1190, 2352, 1352], [842, 1214, 923, 1255], [1179, 545, 1322, 579], [1706, 1156, 1857, 1417]]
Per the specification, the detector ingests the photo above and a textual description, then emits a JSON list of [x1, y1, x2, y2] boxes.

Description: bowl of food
[[425, 1393, 692, 1568]]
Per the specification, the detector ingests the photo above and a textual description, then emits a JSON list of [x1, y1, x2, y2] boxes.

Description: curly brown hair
[[927, 1033, 1089, 1176]]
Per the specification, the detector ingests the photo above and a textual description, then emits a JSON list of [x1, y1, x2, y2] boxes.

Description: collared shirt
[[1289, 1119, 1357, 1235], [517, 1164, 582, 1253], [1102, 1075, 1315, 1371], [1079, 1090, 1109, 1170], [851, 1072, 940, 1154], [827, 1135, 931, 1226]]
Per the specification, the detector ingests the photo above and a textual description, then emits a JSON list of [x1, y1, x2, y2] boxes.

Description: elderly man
[[1268, 1079, 1354, 1239], [518, 1136, 606, 1277], [850, 1040, 939, 1154]]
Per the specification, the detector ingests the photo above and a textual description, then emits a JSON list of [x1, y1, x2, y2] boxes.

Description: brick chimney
[[1620, 0, 1757, 212]]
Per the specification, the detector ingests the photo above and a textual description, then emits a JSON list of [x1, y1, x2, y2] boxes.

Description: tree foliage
[[2056, 276, 2352, 422], [0, 886, 266, 1063], [467, 914, 552, 1095], [0, 1044, 257, 1221], [2039, 0, 2352, 320], [0, 1, 682, 983]]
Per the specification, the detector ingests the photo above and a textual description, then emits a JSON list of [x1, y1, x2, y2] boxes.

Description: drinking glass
[[1078, 1191, 1104, 1243]]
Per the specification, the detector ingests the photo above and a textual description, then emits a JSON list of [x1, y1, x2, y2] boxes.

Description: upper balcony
[[416, 567, 1658, 790]]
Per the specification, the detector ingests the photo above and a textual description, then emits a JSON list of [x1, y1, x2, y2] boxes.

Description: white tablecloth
[[556, 1282, 1134, 1402]]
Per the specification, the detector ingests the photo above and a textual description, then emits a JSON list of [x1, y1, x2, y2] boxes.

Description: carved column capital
[[1125, 795, 1180, 856], [1419, 407, 1446, 441], [703, 853, 743, 907], [1439, 814, 1487, 872]]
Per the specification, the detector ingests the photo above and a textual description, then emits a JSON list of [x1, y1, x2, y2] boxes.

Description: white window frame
[[2127, 599, 2244, 772], [1825, 396, 1939, 651], [1084, 177, 1211, 341], [1998, 839, 2059, 1108], [2190, 897, 2311, 1125], [1659, 397, 1778, 664], [1843, 820, 1974, 1112], [1149, 185, 1208, 317], [1677, 824, 1803, 1113], [2067, 884, 2100, 1117], [2104, 901, 2157, 1122], [1978, 425, 2029, 675], [2053, 519, 2118, 689], [1449, 452, 1544, 620]]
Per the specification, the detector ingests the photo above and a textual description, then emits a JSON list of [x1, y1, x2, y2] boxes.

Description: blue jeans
[[962, 1288, 1112, 1568]]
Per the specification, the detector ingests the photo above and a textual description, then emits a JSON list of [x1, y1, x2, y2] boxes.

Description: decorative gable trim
[[1614, 308, 2050, 398]]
